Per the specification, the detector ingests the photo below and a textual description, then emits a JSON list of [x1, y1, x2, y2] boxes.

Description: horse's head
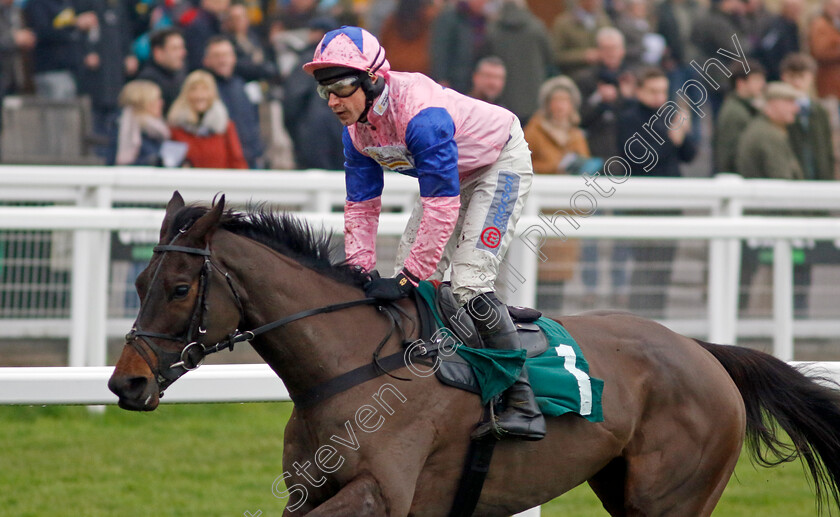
[[108, 192, 244, 411]]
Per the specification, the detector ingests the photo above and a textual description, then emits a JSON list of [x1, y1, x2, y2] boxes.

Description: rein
[[125, 237, 409, 402], [217, 297, 381, 351]]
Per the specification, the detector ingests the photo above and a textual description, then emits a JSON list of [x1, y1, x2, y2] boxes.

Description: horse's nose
[[108, 372, 149, 402]]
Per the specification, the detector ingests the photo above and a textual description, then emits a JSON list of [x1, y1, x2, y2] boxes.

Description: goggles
[[317, 75, 363, 100]]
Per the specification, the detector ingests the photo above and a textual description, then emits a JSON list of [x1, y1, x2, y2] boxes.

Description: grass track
[[0, 402, 822, 516]]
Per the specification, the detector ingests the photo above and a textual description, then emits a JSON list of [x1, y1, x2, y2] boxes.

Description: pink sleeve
[[344, 197, 381, 272], [403, 195, 460, 280]]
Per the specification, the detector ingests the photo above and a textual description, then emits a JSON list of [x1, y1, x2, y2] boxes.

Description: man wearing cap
[[303, 25, 544, 441], [736, 81, 803, 179], [736, 81, 807, 316]]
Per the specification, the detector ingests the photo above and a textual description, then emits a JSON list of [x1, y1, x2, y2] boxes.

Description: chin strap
[[357, 80, 386, 126], [356, 47, 387, 126], [358, 102, 374, 126]]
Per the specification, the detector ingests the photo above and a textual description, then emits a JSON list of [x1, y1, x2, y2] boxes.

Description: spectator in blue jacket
[[76, 0, 138, 157], [281, 17, 344, 170], [183, 0, 228, 71], [24, 0, 99, 99], [754, 0, 802, 81], [203, 35, 264, 168], [430, 0, 490, 94]]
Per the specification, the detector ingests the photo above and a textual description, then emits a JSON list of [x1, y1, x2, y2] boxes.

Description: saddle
[[413, 283, 548, 395]]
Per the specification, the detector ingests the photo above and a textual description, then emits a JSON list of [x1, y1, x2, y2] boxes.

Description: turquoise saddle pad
[[416, 282, 604, 423]]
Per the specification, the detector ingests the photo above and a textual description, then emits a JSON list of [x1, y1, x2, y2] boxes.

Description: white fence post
[[723, 198, 743, 346], [69, 231, 91, 367], [312, 188, 332, 214], [708, 174, 743, 346], [87, 186, 113, 368], [773, 239, 794, 360], [69, 187, 94, 367], [68, 185, 113, 369], [708, 238, 728, 344]]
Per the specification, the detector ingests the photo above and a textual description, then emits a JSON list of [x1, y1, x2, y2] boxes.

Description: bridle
[[124, 236, 247, 392], [123, 232, 386, 397]]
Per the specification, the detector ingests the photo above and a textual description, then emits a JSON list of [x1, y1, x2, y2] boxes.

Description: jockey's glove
[[364, 269, 418, 300]]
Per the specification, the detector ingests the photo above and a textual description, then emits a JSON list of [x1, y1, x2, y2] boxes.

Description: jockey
[[303, 26, 544, 441]]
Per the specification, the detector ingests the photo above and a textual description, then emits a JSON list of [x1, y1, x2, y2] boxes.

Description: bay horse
[[109, 192, 840, 516]]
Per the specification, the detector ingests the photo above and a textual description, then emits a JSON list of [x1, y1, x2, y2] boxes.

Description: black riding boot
[[466, 292, 546, 441]]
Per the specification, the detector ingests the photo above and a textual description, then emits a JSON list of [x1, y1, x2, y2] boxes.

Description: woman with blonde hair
[[109, 80, 170, 166], [523, 75, 594, 313], [167, 70, 248, 169]]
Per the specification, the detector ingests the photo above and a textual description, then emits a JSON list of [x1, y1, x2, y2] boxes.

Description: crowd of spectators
[[2, 0, 839, 312], [1, 0, 839, 174]]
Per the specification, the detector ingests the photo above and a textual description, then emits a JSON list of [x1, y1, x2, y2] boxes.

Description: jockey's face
[[327, 82, 368, 126]]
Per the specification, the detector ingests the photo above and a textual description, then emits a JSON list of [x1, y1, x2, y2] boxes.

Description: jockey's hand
[[364, 269, 417, 300]]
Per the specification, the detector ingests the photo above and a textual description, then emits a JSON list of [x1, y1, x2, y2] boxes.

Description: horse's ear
[[159, 191, 186, 241], [187, 194, 225, 244]]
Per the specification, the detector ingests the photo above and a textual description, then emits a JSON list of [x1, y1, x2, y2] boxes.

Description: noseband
[[124, 235, 382, 396]]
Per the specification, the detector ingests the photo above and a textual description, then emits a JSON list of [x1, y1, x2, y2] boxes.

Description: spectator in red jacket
[[809, 0, 840, 98], [167, 69, 247, 169]]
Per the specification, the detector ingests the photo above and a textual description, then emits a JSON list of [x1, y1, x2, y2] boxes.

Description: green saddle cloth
[[416, 282, 604, 423]]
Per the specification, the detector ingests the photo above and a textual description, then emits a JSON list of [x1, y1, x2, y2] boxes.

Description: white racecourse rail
[[1, 167, 839, 364], [1, 167, 840, 366]]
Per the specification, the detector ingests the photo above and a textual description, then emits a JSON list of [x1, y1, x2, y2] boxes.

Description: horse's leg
[[586, 457, 628, 516], [281, 404, 434, 516], [617, 396, 745, 516], [620, 440, 742, 516], [287, 472, 387, 517], [586, 449, 737, 517], [582, 416, 742, 517]]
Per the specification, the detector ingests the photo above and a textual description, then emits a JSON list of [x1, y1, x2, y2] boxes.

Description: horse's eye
[[173, 285, 191, 299]]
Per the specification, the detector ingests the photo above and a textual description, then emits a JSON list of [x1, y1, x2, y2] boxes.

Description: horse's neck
[[216, 232, 400, 396]]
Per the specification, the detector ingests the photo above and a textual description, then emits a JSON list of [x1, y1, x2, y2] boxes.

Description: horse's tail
[[694, 339, 840, 512]]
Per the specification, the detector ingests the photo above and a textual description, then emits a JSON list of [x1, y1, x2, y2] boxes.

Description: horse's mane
[[169, 204, 369, 287]]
